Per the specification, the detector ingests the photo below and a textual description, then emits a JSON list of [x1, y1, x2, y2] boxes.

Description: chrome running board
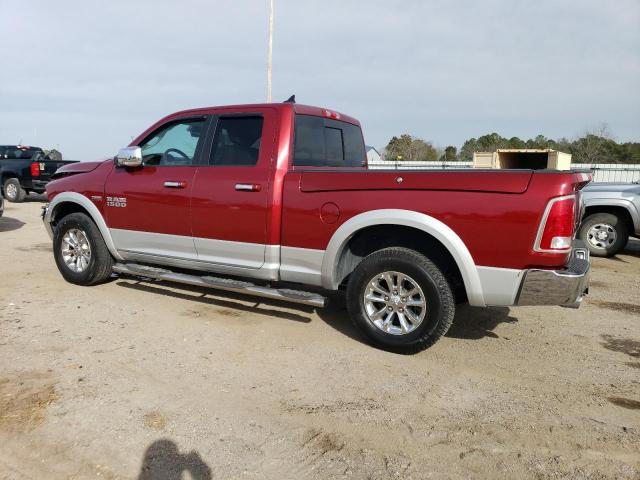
[[112, 262, 327, 308]]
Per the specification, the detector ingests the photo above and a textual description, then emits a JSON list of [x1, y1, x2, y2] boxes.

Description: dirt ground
[[1, 198, 639, 480]]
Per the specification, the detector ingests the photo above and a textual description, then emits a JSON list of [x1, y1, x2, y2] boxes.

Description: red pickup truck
[[43, 102, 591, 352]]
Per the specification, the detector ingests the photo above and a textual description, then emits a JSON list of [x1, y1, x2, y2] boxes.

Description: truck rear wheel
[[53, 212, 114, 285], [3, 178, 26, 203], [346, 247, 455, 353], [578, 213, 629, 257]]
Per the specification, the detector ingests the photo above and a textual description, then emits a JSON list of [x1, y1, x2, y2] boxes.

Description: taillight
[[30, 162, 40, 177], [534, 195, 576, 252]]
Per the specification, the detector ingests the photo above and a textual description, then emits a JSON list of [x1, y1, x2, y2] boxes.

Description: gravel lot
[[1, 199, 639, 480]]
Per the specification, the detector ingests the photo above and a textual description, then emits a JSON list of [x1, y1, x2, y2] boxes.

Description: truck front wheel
[[53, 212, 114, 285], [578, 213, 629, 257], [3, 178, 26, 203], [346, 247, 455, 353]]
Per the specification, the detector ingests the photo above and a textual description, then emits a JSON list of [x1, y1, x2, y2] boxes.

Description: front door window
[[141, 120, 205, 166]]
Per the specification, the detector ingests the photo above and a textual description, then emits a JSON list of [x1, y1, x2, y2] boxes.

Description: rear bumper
[[516, 241, 590, 308], [31, 179, 48, 191]]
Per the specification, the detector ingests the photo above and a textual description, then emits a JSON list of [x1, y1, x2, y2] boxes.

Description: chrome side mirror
[[115, 146, 143, 168]]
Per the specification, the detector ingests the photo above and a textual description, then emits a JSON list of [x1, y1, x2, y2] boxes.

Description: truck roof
[[162, 102, 361, 127]]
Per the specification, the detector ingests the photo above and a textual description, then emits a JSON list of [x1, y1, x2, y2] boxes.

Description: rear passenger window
[[293, 114, 365, 167], [210, 116, 264, 166]]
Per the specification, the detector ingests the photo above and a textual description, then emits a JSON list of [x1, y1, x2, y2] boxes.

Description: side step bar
[[112, 263, 327, 308]]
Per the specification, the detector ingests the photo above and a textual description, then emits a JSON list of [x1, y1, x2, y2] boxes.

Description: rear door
[[104, 116, 208, 261], [190, 108, 277, 268]]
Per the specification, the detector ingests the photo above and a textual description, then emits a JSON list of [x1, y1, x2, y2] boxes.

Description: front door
[[104, 117, 207, 261], [190, 109, 276, 269]]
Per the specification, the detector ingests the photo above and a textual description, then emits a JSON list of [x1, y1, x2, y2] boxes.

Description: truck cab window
[[210, 116, 264, 166], [140, 119, 204, 166], [293, 114, 365, 167]]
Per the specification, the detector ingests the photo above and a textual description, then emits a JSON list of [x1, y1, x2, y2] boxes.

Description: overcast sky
[[1, 0, 639, 160]]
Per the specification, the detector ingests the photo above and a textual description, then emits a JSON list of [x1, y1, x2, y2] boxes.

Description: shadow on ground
[[600, 334, 640, 358], [619, 237, 640, 258], [138, 439, 211, 480], [22, 193, 48, 203], [316, 295, 518, 347], [446, 305, 517, 339], [0, 216, 25, 232], [115, 277, 518, 347], [116, 279, 313, 323]]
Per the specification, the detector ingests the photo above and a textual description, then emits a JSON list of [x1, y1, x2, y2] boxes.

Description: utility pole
[[267, 0, 273, 102]]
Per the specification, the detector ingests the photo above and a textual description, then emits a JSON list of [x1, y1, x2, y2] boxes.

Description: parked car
[[0, 145, 76, 202], [41, 102, 591, 352], [579, 182, 640, 257], [0, 189, 4, 217]]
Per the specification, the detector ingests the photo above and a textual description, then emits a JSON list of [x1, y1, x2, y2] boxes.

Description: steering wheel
[[163, 148, 189, 161]]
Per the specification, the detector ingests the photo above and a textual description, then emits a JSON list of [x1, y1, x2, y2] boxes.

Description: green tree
[[476, 132, 508, 151], [385, 134, 438, 161], [459, 137, 479, 161], [570, 126, 612, 163], [441, 145, 458, 161], [507, 137, 526, 149]]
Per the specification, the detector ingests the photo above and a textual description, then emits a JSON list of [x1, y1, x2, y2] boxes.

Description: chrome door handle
[[164, 181, 187, 188], [235, 183, 261, 192]]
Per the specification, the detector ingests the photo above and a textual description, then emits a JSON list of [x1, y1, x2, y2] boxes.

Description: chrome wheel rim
[[587, 223, 617, 250], [363, 271, 427, 335], [61, 228, 91, 272], [5, 183, 17, 199]]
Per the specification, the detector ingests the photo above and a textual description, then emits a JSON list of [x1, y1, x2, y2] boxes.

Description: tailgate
[[36, 160, 78, 180]]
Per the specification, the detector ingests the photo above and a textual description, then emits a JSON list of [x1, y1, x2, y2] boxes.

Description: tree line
[[384, 127, 640, 164]]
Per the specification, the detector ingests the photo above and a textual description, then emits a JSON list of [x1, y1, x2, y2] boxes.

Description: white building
[[366, 146, 382, 164]]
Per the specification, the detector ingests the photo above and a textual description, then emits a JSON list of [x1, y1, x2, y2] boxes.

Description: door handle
[[235, 183, 261, 192], [164, 181, 187, 188]]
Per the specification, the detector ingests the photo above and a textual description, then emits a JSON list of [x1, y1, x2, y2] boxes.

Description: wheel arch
[[583, 202, 636, 234], [1, 172, 20, 190], [321, 209, 485, 306], [45, 192, 123, 260]]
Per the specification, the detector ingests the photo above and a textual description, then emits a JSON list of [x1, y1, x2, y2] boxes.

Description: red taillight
[[535, 196, 576, 252], [30, 162, 40, 177]]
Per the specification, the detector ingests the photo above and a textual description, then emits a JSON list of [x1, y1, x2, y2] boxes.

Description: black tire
[[3, 178, 26, 203], [53, 212, 114, 285], [578, 213, 629, 257], [346, 247, 455, 353]]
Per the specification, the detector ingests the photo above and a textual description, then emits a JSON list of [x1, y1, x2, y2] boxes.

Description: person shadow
[[138, 439, 212, 480]]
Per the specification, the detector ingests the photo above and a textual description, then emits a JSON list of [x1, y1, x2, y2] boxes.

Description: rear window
[[293, 115, 365, 167], [0, 146, 43, 160]]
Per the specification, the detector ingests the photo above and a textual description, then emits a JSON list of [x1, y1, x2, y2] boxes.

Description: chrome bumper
[[516, 241, 590, 308], [41, 203, 54, 239]]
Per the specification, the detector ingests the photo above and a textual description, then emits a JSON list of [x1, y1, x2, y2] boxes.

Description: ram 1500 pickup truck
[[42, 102, 591, 352]]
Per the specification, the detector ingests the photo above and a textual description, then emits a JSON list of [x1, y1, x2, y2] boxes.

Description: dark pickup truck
[[0, 145, 76, 202]]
